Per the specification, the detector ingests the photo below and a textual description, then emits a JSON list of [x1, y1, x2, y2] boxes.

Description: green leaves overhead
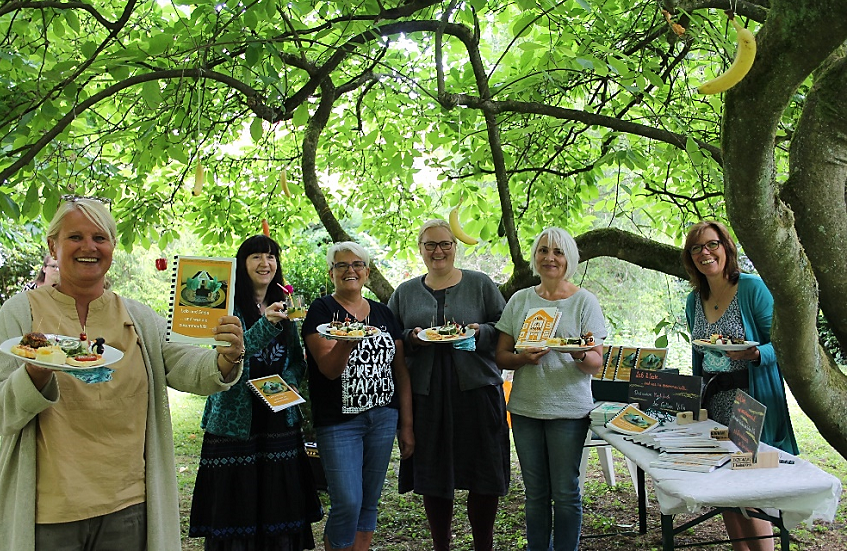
[[0, 0, 762, 252]]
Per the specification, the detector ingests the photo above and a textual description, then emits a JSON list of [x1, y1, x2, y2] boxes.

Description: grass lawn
[[171, 389, 845, 550]]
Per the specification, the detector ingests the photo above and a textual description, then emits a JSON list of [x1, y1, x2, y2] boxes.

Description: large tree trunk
[[723, 0, 847, 456]]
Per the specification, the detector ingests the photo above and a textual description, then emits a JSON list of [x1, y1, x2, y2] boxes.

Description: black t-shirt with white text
[[302, 295, 402, 427]]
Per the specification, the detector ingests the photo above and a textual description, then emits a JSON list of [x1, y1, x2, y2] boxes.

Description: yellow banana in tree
[[192, 163, 204, 196], [698, 15, 756, 95], [449, 205, 479, 245], [281, 168, 291, 197]]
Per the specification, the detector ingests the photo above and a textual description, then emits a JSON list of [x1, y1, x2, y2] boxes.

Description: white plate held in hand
[[1, 335, 124, 370], [693, 339, 759, 352]]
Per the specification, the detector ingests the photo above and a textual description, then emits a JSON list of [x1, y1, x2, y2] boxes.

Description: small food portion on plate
[[328, 319, 380, 337], [708, 333, 745, 345], [10, 331, 50, 359], [35, 345, 67, 365], [316, 319, 381, 340], [546, 332, 595, 348], [419, 321, 475, 343]]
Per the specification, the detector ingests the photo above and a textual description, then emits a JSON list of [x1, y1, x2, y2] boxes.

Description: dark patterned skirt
[[399, 354, 510, 499], [189, 408, 323, 551]]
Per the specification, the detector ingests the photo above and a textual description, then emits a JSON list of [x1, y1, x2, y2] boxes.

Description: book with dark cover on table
[[166, 256, 236, 346], [247, 374, 305, 412]]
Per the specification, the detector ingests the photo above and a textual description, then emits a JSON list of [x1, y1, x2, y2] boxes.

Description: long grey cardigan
[[0, 290, 240, 550], [387, 270, 506, 394]]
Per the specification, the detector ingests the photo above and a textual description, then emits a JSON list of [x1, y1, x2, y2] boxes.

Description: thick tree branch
[[783, 55, 847, 346], [0, 1, 122, 30], [0, 1, 138, 132], [0, 68, 268, 186], [451, 96, 723, 165], [300, 78, 395, 302], [500, 228, 687, 298]]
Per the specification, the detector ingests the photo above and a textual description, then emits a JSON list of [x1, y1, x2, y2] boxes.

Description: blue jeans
[[315, 406, 398, 549], [511, 414, 590, 551]]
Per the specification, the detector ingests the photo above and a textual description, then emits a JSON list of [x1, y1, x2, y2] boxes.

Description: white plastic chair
[[579, 429, 641, 501]]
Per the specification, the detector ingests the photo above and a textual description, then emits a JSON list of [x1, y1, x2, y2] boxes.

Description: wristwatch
[[573, 353, 585, 363]]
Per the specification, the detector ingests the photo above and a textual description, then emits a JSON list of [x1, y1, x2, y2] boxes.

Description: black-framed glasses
[[61, 194, 112, 208], [689, 240, 721, 255], [332, 261, 367, 272], [420, 241, 454, 252]]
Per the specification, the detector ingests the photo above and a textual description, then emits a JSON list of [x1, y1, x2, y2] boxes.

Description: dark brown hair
[[33, 253, 52, 285], [234, 235, 286, 329], [682, 220, 740, 299]]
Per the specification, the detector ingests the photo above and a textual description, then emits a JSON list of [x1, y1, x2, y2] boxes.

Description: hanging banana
[[449, 205, 479, 246], [280, 168, 291, 197], [698, 16, 756, 95], [192, 163, 204, 196]]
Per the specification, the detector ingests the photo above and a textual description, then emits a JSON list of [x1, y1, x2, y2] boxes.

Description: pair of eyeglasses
[[689, 240, 721, 255], [420, 241, 454, 252], [332, 261, 367, 272], [61, 194, 113, 208]]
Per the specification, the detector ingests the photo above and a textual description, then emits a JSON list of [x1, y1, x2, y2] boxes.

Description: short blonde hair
[[326, 241, 370, 269], [417, 219, 455, 245], [47, 198, 117, 245], [529, 227, 580, 280]]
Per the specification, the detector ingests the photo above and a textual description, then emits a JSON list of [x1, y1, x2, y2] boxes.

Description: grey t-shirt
[[496, 286, 607, 419]]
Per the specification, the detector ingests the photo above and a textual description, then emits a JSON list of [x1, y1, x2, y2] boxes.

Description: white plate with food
[[515, 343, 549, 352], [317, 322, 381, 341], [418, 326, 476, 343], [548, 344, 593, 353], [1, 334, 124, 370], [544, 337, 594, 353], [693, 339, 759, 352]]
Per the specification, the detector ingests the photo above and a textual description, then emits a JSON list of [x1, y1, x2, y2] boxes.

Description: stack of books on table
[[590, 401, 628, 425], [650, 452, 732, 473], [625, 427, 735, 454]]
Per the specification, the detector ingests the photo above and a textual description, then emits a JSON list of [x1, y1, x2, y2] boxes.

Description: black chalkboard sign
[[727, 390, 767, 461], [628, 368, 702, 416]]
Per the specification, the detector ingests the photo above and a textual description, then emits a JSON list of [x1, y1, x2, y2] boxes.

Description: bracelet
[[574, 353, 586, 363], [220, 351, 245, 365]]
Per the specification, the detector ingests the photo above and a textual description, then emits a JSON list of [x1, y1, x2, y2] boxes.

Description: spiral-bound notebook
[[166, 256, 236, 346], [247, 374, 305, 412]]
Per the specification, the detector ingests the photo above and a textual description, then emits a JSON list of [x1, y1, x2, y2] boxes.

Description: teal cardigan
[[201, 309, 307, 439], [686, 273, 799, 454]]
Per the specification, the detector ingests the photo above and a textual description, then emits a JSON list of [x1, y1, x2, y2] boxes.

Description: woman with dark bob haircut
[[190, 235, 323, 550], [683, 220, 797, 551]]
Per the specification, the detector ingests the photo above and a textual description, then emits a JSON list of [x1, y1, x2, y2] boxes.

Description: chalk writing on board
[[727, 390, 767, 461], [628, 368, 702, 416]]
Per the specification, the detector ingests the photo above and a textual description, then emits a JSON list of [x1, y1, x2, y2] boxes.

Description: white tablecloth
[[592, 420, 842, 529]]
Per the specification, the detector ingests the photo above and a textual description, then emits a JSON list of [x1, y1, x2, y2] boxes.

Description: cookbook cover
[[166, 256, 236, 346]]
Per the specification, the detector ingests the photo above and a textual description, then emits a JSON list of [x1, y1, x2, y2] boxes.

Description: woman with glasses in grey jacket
[[388, 219, 509, 551]]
